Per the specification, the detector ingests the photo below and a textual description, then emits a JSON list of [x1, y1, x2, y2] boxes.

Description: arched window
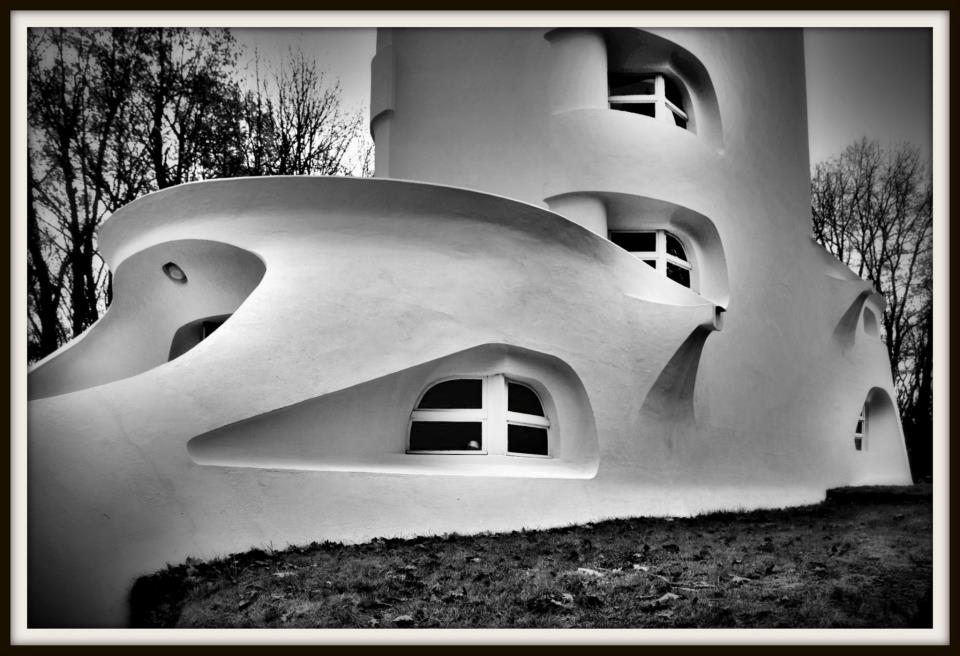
[[608, 72, 688, 129], [854, 405, 867, 451], [608, 229, 692, 288], [408, 376, 551, 457]]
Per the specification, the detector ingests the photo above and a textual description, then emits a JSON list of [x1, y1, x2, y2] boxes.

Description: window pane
[[508, 425, 548, 456], [609, 74, 655, 96], [417, 379, 482, 409], [854, 437, 863, 451], [666, 262, 691, 287], [508, 382, 545, 416], [202, 320, 224, 340], [620, 103, 656, 118], [610, 231, 656, 252], [642, 260, 657, 268], [410, 422, 482, 451], [665, 233, 687, 260], [663, 76, 684, 108], [855, 420, 864, 434]]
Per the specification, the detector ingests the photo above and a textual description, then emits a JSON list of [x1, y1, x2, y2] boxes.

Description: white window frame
[[408, 376, 489, 455], [854, 405, 866, 451], [608, 73, 688, 126], [609, 229, 693, 288], [407, 375, 551, 457]]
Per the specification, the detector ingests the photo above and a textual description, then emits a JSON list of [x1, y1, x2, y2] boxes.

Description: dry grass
[[129, 485, 932, 628]]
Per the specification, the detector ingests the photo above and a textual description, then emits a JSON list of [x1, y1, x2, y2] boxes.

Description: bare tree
[[242, 48, 366, 176], [811, 138, 933, 480], [27, 28, 140, 342]]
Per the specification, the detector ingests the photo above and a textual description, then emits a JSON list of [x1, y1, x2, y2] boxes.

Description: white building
[[27, 28, 911, 627]]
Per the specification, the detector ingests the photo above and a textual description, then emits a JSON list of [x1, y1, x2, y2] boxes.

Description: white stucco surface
[[27, 28, 911, 628]]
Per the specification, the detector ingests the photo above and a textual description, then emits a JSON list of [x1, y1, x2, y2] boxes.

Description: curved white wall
[[27, 28, 911, 627], [28, 240, 265, 400]]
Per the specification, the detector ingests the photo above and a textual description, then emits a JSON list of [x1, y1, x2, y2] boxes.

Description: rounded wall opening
[[862, 307, 879, 337], [168, 314, 233, 361], [850, 387, 911, 485], [601, 28, 724, 150], [28, 239, 266, 400], [600, 191, 730, 307], [186, 343, 599, 479]]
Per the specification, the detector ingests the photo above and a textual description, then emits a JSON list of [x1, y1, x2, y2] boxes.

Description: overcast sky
[[804, 28, 932, 165], [225, 27, 936, 171]]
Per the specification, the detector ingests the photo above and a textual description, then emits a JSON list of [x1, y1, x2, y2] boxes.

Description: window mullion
[[664, 254, 692, 269], [506, 411, 550, 428], [656, 230, 666, 275], [487, 374, 508, 455], [654, 74, 671, 123]]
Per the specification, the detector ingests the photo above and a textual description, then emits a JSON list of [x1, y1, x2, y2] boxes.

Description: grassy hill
[[130, 485, 933, 628]]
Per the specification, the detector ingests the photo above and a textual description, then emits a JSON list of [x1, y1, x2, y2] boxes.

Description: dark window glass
[[610, 231, 656, 253], [642, 260, 657, 269], [854, 437, 863, 451], [855, 419, 864, 434], [613, 102, 656, 118], [508, 425, 548, 456], [666, 262, 691, 288], [665, 233, 687, 260], [608, 74, 655, 97], [417, 379, 482, 409], [202, 320, 224, 340], [663, 77, 684, 108], [662, 78, 688, 128], [409, 422, 482, 451], [508, 383, 545, 416]]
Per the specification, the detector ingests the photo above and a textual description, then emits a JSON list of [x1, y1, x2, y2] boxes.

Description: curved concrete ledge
[[28, 239, 266, 400], [550, 191, 731, 308], [187, 343, 599, 479], [96, 176, 711, 311], [545, 108, 730, 220]]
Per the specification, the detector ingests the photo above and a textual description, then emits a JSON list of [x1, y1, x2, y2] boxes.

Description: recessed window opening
[[202, 319, 224, 340], [609, 229, 692, 288], [863, 308, 879, 337], [408, 376, 551, 457], [168, 313, 231, 361], [854, 405, 866, 451], [162, 261, 188, 284], [608, 72, 688, 129]]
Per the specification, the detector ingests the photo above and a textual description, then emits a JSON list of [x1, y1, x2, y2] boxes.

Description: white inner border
[[10, 9, 949, 647]]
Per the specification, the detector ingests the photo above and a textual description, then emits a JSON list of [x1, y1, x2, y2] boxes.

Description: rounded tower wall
[[371, 27, 813, 240]]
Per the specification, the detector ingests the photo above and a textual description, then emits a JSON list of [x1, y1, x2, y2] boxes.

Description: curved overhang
[[32, 176, 717, 405], [99, 176, 713, 310], [545, 108, 731, 221], [28, 240, 266, 400], [601, 27, 724, 150]]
